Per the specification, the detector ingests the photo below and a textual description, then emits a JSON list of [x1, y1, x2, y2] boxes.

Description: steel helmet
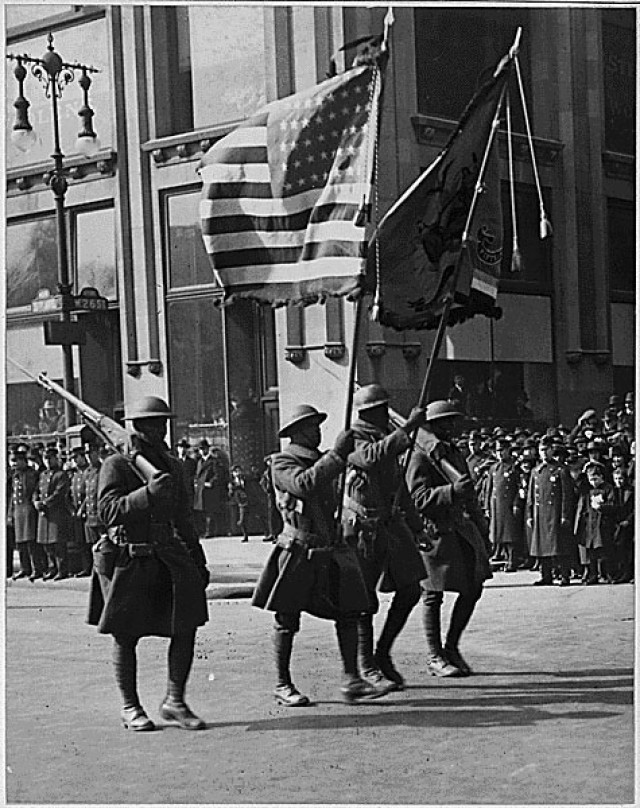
[[124, 395, 175, 421], [278, 404, 327, 438], [353, 384, 389, 411], [425, 400, 463, 422]]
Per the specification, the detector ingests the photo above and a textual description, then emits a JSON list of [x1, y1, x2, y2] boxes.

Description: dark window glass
[[6, 216, 59, 308], [602, 14, 636, 155], [153, 5, 266, 137], [607, 198, 636, 295], [166, 191, 217, 288], [500, 182, 552, 289], [76, 206, 117, 300], [414, 8, 530, 131], [167, 296, 228, 448]]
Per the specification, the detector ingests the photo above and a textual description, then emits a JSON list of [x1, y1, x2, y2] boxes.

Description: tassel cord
[[515, 56, 547, 224], [506, 92, 519, 250]]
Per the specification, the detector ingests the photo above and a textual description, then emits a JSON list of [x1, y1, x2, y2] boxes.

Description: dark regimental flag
[[199, 63, 383, 305], [365, 50, 514, 331]]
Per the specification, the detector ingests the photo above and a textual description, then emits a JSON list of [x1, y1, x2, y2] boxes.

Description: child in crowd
[[573, 461, 618, 584]]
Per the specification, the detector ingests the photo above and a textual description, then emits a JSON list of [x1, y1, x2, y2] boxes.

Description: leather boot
[[356, 615, 395, 693], [273, 630, 310, 706], [161, 632, 205, 728], [423, 593, 461, 677]]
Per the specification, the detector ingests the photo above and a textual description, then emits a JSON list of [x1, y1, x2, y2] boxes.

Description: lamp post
[[7, 33, 100, 430]]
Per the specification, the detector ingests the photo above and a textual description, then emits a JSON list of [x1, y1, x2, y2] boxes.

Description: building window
[[5, 17, 112, 169], [75, 206, 117, 300], [414, 8, 530, 131], [152, 5, 267, 137], [602, 9, 636, 156], [6, 216, 59, 309], [607, 198, 635, 296], [164, 189, 217, 289], [499, 182, 553, 291]]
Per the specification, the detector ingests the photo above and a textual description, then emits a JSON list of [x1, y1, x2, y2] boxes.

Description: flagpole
[[396, 80, 509, 489]]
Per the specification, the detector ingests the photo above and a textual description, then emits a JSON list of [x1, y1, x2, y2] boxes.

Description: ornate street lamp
[[7, 33, 101, 429]]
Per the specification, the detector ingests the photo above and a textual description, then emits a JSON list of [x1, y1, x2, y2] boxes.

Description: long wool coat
[[33, 468, 71, 545], [526, 461, 575, 557], [573, 482, 618, 563], [252, 442, 369, 619], [406, 429, 492, 596], [343, 419, 426, 604], [8, 467, 39, 544], [87, 440, 209, 638], [485, 460, 522, 546]]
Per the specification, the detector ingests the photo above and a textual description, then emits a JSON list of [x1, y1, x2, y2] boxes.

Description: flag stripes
[[199, 64, 379, 303]]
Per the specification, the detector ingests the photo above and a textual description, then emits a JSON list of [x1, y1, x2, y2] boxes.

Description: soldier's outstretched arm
[[271, 451, 344, 499], [348, 428, 411, 470]]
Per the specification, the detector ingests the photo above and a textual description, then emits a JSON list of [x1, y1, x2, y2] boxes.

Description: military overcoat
[[8, 467, 39, 543], [406, 429, 492, 595], [87, 440, 209, 638], [342, 419, 426, 605], [484, 460, 522, 546], [33, 468, 71, 545], [252, 442, 369, 619], [525, 461, 575, 557]]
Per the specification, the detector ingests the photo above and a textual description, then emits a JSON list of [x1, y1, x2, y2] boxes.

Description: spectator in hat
[[193, 439, 228, 538], [175, 439, 197, 509], [253, 403, 388, 705], [228, 464, 250, 542], [569, 409, 600, 444], [7, 445, 43, 580], [573, 461, 617, 584], [617, 392, 634, 433], [32, 446, 70, 581], [516, 453, 536, 569], [447, 374, 470, 415], [28, 444, 44, 475], [484, 437, 522, 572], [611, 467, 634, 584], [407, 400, 492, 678], [342, 384, 427, 692], [526, 438, 575, 586]]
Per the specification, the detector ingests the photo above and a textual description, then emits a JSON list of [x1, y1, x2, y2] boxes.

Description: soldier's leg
[[113, 633, 154, 731], [338, 613, 391, 703], [160, 629, 204, 730], [375, 581, 421, 689], [422, 588, 460, 677], [444, 587, 483, 675], [273, 611, 309, 706]]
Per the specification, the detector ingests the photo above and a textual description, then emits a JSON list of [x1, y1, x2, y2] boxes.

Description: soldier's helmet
[[425, 400, 463, 421], [353, 384, 389, 411], [124, 395, 175, 421], [278, 404, 327, 438]]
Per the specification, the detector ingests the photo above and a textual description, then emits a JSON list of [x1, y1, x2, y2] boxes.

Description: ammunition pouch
[[276, 524, 330, 561]]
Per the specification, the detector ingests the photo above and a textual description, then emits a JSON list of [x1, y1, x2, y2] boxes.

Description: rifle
[[7, 357, 160, 483]]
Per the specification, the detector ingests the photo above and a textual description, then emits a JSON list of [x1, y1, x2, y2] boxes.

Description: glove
[[452, 475, 474, 499], [147, 472, 174, 500], [333, 429, 355, 460], [403, 406, 426, 434]]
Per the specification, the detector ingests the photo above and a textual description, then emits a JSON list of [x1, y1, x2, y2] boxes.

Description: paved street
[[4, 537, 635, 805]]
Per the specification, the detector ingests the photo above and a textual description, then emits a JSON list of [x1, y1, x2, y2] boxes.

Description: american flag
[[199, 64, 382, 305]]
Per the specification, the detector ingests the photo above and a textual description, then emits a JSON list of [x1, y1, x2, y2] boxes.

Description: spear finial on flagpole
[[382, 7, 395, 52]]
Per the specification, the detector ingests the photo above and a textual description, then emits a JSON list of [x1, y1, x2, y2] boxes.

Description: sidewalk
[[7, 535, 273, 600]]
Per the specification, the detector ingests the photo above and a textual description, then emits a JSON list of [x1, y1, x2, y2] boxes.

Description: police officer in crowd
[[484, 436, 522, 572], [8, 444, 43, 580], [252, 404, 388, 706], [406, 401, 493, 677], [526, 437, 575, 586], [342, 385, 427, 692], [74, 442, 105, 577], [33, 445, 71, 581], [89, 396, 210, 731]]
